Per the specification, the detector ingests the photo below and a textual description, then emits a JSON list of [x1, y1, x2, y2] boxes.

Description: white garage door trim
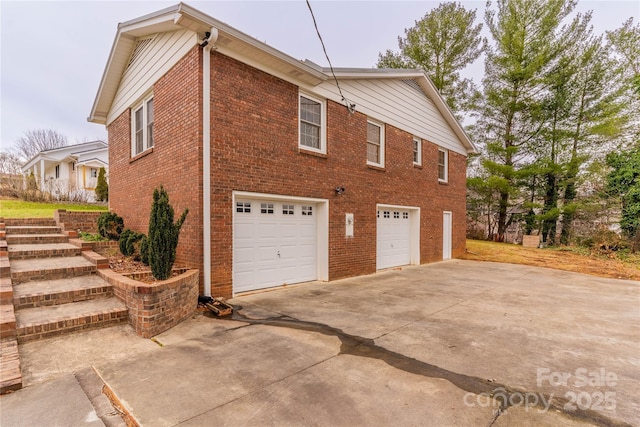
[[232, 191, 329, 295], [376, 204, 420, 270]]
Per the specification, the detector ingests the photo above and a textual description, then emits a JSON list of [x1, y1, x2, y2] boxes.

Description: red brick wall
[[54, 210, 101, 233], [207, 52, 468, 298], [108, 47, 467, 299], [107, 46, 203, 285]]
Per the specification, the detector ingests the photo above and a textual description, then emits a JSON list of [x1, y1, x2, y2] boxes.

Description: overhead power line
[[305, 0, 356, 113]]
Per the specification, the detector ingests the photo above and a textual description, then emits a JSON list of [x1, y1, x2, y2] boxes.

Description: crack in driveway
[[225, 307, 632, 427]]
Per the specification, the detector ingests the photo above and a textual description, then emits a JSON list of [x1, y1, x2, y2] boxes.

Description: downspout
[[201, 28, 218, 297]]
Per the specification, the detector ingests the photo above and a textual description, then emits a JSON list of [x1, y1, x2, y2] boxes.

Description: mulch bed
[[107, 255, 187, 283]]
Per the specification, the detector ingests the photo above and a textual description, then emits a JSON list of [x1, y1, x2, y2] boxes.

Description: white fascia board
[[88, 30, 136, 124], [88, 6, 183, 125], [330, 68, 425, 79]]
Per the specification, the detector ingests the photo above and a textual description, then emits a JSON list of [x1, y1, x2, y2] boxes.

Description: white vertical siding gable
[[311, 78, 467, 155], [107, 29, 198, 125]]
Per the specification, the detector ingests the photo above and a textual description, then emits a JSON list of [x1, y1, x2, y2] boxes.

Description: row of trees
[[378, 0, 639, 248]]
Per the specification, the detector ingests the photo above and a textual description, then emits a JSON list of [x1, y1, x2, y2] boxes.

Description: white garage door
[[234, 199, 317, 293], [377, 208, 411, 269]]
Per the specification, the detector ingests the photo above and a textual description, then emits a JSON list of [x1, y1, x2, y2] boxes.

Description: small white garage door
[[377, 208, 412, 269], [234, 199, 317, 293]]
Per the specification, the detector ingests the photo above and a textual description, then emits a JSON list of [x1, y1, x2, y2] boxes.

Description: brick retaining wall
[[54, 210, 101, 234], [98, 268, 199, 338]]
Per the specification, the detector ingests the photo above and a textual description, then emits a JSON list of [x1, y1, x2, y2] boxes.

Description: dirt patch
[[461, 240, 640, 281], [107, 254, 187, 284]]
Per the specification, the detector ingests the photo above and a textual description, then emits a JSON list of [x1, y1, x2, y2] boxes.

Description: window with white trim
[[132, 95, 154, 156], [90, 168, 98, 178], [54, 165, 60, 179], [438, 149, 448, 182], [413, 137, 422, 165], [367, 120, 384, 167], [302, 205, 313, 216], [299, 93, 326, 153]]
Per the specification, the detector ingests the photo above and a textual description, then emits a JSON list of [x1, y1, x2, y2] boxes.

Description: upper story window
[[438, 149, 448, 182], [132, 94, 154, 156], [367, 119, 385, 167], [299, 93, 326, 153], [413, 137, 422, 165]]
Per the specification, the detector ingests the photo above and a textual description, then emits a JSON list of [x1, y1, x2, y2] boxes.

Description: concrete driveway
[[3, 260, 639, 426]]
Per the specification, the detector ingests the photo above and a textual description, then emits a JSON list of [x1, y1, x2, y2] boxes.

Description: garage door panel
[[377, 208, 411, 270], [234, 198, 318, 293]]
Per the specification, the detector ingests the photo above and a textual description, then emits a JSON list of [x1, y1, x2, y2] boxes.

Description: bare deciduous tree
[[15, 129, 69, 161], [0, 150, 24, 175]]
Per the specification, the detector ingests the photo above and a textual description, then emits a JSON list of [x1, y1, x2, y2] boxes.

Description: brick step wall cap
[[5, 226, 62, 235], [8, 243, 81, 260], [15, 298, 128, 343], [14, 275, 114, 309]]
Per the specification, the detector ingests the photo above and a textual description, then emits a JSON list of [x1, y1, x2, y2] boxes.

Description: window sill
[[413, 163, 423, 169], [130, 147, 154, 163], [298, 148, 327, 159], [438, 179, 449, 185], [367, 163, 386, 172]]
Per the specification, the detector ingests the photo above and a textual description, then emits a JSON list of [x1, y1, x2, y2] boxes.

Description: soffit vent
[[126, 37, 154, 71], [402, 79, 424, 95]]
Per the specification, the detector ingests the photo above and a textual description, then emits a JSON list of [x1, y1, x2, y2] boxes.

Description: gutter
[[201, 28, 218, 297]]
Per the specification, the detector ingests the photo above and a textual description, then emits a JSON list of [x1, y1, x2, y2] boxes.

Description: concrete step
[[4, 218, 57, 227], [10, 256, 96, 284], [6, 234, 68, 245], [16, 298, 128, 343], [13, 275, 114, 309], [0, 337, 22, 394], [8, 243, 82, 260], [5, 225, 62, 235]]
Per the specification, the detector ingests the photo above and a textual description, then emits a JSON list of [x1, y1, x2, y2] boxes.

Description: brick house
[[88, 3, 476, 299]]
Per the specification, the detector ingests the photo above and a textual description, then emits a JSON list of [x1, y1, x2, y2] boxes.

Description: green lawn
[[0, 199, 108, 218]]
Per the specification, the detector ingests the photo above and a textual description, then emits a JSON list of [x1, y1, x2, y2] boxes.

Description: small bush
[[97, 212, 124, 240], [119, 229, 145, 260], [79, 231, 108, 242], [95, 167, 108, 202]]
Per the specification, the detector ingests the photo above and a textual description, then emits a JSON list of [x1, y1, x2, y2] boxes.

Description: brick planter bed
[[98, 268, 199, 338]]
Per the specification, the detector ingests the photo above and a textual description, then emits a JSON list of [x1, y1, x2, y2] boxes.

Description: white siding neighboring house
[[21, 141, 108, 201]]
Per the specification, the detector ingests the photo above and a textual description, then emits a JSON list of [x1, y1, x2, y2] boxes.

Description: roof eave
[[88, 2, 328, 125]]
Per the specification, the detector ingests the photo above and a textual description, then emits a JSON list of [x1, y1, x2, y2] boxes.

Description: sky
[[1, 0, 638, 152]]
